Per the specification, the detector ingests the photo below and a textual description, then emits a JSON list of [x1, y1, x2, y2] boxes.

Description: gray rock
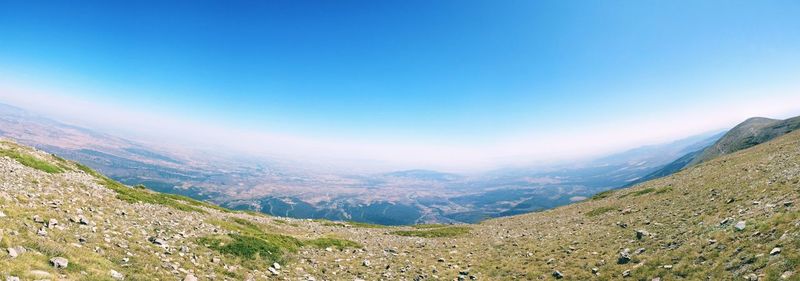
[[273, 262, 281, 270], [770, 247, 781, 255], [0, 210, 6, 218], [618, 248, 631, 264], [183, 274, 198, 281], [6, 246, 24, 258], [362, 259, 371, 267], [268, 266, 279, 275], [552, 270, 564, 279], [50, 257, 69, 268], [6, 276, 20, 281], [622, 270, 631, 277], [110, 270, 125, 280], [47, 218, 58, 228], [734, 221, 746, 231], [7, 247, 18, 258], [148, 237, 168, 247], [635, 229, 649, 240], [745, 273, 758, 281]]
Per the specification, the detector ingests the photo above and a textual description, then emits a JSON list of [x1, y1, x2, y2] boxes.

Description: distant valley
[[0, 102, 736, 225]]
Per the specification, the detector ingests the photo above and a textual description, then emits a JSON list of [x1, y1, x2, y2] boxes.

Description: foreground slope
[[0, 128, 798, 280], [475, 130, 800, 280]]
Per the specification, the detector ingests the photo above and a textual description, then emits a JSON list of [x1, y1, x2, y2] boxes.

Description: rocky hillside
[[1, 127, 799, 280], [690, 116, 800, 166]]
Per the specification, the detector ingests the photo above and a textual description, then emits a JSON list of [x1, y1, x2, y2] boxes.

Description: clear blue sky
[[1, 0, 799, 169]]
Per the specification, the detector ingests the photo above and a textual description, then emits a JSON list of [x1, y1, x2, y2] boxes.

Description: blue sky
[[1, 0, 799, 170]]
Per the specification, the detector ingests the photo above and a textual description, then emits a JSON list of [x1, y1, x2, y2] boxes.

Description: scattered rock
[[362, 259, 371, 267], [0, 211, 6, 218], [47, 218, 58, 228], [552, 270, 564, 279], [50, 257, 69, 268], [622, 270, 631, 277], [148, 237, 168, 247], [781, 271, 794, 279], [635, 229, 649, 240], [618, 248, 631, 264], [745, 273, 758, 281], [6, 276, 20, 281], [6, 246, 24, 258], [268, 266, 280, 275], [273, 262, 281, 270], [183, 274, 198, 281], [770, 247, 781, 255], [110, 269, 125, 280], [734, 221, 746, 231]]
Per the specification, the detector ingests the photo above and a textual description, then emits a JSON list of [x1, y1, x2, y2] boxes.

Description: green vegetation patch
[[391, 226, 471, 238], [75, 162, 231, 213], [304, 237, 362, 250], [0, 148, 63, 173], [631, 187, 656, 196], [199, 234, 289, 265], [412, 224, 451, 229], [202, 219, 360, 267], [591, 189, 616, 200], [585, 206, 618, 217]]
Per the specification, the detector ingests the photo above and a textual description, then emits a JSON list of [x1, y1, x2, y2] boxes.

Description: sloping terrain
[[690, 116, 800, 166], [1, 128, 799, 280]]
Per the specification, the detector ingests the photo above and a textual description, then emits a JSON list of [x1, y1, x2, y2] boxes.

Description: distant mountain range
[[4, 102, 783, 225]]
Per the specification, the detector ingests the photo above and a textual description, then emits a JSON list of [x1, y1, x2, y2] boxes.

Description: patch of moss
[[304, 237, 362, 250], [391, 226, 471, 238], [198, 234, 289, 265], [631, 187, 656, 196], [0, 148, 63, 173], [591, 189, 617, 200], [585, 206, 617, 217]]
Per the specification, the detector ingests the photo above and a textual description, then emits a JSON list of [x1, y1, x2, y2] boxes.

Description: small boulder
[[0, 211, 6, 218], [635, 230, 649, 240], [622, 270, 631, 277], [110, 270, 125, 280], [273, 262, 281, 270], [734, 221, 746, 231], [268, 266, 279, 275], [362, 259, 371, 267], [183, 274, 198, 281], [618, 248, 632, 264], [770, 247, 781, 255], [6, 276, 20, 281], [552, 270, 564, 279], [50, 257, 69, 269]]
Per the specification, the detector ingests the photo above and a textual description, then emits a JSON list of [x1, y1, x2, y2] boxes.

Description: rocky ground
[[1, 130, 799, 280]]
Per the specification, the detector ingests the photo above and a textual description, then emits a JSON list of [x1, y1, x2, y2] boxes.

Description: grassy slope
[[0, 140, 361, 280], [474, 130, 800, 280]]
